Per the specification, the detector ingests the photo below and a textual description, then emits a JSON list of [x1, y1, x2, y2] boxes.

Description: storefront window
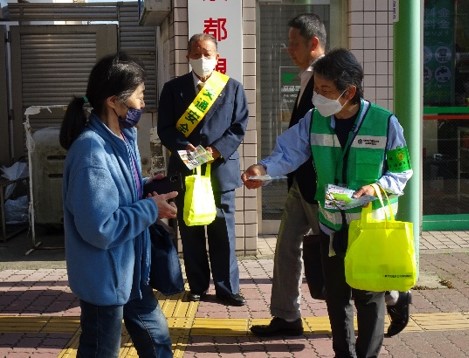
[[423, 0, 469, 227]]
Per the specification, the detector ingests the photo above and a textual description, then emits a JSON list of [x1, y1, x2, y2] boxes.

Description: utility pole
[[393, 0, 423, 270]]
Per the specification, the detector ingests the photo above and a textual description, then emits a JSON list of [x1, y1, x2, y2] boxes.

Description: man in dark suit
[[249, 13, 327, 336], [157, 33, 249, 306]]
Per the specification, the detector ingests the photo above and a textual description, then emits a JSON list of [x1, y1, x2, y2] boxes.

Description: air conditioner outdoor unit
[[138, 0, 171, 26]]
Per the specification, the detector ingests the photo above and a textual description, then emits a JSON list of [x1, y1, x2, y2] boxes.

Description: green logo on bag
[[384, 274, 413, 278]]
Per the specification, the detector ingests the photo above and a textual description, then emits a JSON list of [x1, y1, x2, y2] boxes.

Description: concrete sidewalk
[[0, 231, 468, 357]]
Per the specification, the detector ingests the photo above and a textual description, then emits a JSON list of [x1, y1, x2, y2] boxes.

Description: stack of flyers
[[324, 184, 375, 210], [178, 145, 214, 170]]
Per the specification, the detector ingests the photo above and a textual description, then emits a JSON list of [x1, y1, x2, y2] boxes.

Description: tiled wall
[[238, 0, 259, 255], [159, 0, 259, 255], [348, 0, 394, 110]]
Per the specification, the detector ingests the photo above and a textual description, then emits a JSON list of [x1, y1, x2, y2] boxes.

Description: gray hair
[[187, 33, 218, 52]]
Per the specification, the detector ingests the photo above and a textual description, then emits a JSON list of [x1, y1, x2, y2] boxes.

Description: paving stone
[[1, 233, 469, 357]]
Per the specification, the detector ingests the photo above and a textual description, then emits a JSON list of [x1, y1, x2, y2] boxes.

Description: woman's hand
[[149, 191, 178, 219]]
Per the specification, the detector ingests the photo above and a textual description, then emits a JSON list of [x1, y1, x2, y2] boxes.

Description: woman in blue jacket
[[60, 53, 177, 358]]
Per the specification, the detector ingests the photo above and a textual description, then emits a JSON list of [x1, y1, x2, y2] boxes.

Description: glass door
[[422, 0, 469, 230]]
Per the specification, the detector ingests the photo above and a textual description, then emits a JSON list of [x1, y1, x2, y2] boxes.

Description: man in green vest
[[242, 48, 413, 357]]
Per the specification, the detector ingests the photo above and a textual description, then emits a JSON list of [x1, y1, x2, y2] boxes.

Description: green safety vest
[[310, 99, 398, 231]]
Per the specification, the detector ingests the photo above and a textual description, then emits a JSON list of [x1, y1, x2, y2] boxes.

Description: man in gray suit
[[248, 13, 327, 336]]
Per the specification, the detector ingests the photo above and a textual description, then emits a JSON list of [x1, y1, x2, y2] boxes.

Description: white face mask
[[189, 57, 217, 78], [312, 90, 347, 117]]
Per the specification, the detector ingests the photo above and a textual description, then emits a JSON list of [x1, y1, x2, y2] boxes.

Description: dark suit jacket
[[157, 72, 249, 192], [287, 75, 317, 203]]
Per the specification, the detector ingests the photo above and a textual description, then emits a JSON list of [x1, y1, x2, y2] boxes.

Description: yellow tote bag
[[183, 163, 217, 226], [345, 185, 417, 292]]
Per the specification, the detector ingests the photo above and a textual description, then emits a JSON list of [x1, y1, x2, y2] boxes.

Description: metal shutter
[[17, 28, 101, 107], [10, 24, 118, 151], [118, 2, 157, 112], [7, 2, 157, 158], [0, 26, 9, 163]]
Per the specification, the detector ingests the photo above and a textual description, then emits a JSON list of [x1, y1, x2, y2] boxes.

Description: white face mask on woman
[[312, 89, 347, 117], [189, 57, 217, 78]]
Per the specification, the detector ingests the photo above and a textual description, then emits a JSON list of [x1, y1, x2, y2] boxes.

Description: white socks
[[385, 290, 399, 306]]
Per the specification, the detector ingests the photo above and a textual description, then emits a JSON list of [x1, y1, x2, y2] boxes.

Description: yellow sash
[[176, 71, 229, 137]]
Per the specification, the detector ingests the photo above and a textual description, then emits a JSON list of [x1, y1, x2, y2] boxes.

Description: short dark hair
[[187, 33, 218, 52], [288, 13, 327, 49], [313, 48, 364, 104], [60, 52, 145, 150]]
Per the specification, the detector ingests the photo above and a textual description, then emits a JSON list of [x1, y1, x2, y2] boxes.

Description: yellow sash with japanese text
[[176, 71, 229, 137]]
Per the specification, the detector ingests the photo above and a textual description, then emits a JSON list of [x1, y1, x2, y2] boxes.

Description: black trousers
[[176, 189, 239, 297], [303, 234, 326, 299], [319, 231, 385, 358]]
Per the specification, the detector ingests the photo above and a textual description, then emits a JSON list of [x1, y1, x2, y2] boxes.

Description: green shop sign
[[424, 0, 455, 105]]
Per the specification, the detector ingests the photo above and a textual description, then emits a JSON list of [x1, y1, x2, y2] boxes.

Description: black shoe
[[216, 293, 246, 306], [188, 292, 206, 302], [250, 317, 303, 337], [386, 291, 412, 337]]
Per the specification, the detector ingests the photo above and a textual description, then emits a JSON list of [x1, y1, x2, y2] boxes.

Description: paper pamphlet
[[248, 175, 288, 186], [248, 175, 288, 181], [324, 184, 376, 210], [178, 145, 214, 170]]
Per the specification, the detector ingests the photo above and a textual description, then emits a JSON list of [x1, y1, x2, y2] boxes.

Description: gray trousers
[[319, 231, 385, 358], [270, 179, 319, 320]]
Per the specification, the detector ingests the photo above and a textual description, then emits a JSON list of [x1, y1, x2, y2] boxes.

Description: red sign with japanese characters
[[188, 0, 242, 81]]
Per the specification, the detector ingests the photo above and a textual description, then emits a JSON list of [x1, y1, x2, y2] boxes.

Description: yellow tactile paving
[[2, 310, 469, 357], [0, 316, 80, 333], [42, 317, 81, 333], [400, 317, 422, 332], [191, 318, 249, 336], [161, 298, 199, 318], [120, 333, 143, 358], [303, 316, 335, 334], [57, 330, 80, 358], [54, 294, 195, 358], [412, 312, 469, 331]]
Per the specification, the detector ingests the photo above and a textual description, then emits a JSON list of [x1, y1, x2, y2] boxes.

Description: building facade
[[2, 0, 468, 254]]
